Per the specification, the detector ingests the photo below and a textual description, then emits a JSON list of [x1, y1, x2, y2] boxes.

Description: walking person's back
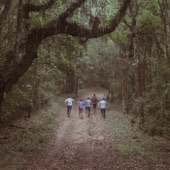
[[91, 94, 98, 113], [78, 99, 84, 119], [64, 97, 74, 117], [98, 98, 107, 118], [84, 97, 92, 117]]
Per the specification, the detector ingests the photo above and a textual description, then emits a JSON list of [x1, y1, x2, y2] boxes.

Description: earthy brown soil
[[1, 88, 170, 170]]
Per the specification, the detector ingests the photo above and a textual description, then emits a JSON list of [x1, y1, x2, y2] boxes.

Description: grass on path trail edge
[[0, 97, 61, 170], [107, 107, 170, 168], [0, 91, 170, 170]]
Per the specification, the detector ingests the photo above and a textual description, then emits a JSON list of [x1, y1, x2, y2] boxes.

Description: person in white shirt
[[98, 98, 107, 118], [64, 97, 74, 117], [84, 97, 92, 117]]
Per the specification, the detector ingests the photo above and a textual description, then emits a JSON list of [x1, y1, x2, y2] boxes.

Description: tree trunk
[[0, 0, 12, 33], [74, 72, 79, 95], [0, 87, 5, 114], [158, 0, 170, 65], [0, 0, 131, 112], [121, 62, 129, 114], [67, 73, 75, 93], [137, 59, 145, 125], [15, 0, 23, 62]]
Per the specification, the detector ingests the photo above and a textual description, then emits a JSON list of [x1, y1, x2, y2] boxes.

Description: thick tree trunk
[[67, 73, 76, 93], [137, 59, 145, 125], [121, 63, 129, 114], [0, 87, 5, 113], [0, 0, 131, 112], [74, 72, 79, 95], [158, 0, 170, 65], [122, 1, 139, 115]]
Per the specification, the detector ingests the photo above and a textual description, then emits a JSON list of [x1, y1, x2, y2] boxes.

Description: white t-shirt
[[65, 98, 74, 106], [85, 99, 91, 107], [98, 100, 106, 109]]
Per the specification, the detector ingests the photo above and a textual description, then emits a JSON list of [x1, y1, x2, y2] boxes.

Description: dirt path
[[32, 88, 124, 170], [21, 88, 170, 170], [45, 89, 120, 169]]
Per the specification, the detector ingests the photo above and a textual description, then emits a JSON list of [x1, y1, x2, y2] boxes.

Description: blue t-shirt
[[78, 101, 84, 109]]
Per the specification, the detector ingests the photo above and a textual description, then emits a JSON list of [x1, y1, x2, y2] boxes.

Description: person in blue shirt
[[78, 99, 84, 119]]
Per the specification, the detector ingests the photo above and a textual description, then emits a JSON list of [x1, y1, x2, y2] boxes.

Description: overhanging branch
[[0, 0, 131, 98], [50, 0, 131, 39], [31, 0, 131, 40], [59, 0, 86, 20], [23, 0, 55, 19]]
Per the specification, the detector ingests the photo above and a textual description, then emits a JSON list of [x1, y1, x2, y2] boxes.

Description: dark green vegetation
[[0, 0, 170, 138], [0, 98, 60, 169], [107, 107, 170, 169]]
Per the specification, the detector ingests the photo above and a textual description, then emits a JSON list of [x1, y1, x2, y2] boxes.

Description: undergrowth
[[107, 109, 170, 161], [0, 98, 61, 170]]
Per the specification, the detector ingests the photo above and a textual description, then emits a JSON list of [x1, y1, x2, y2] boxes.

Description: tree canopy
[[0, 0, 170, 137]]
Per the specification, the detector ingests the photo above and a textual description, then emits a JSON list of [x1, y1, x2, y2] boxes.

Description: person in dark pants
[[98, 98, 107, 118], [84, 97, 92, 117], [78, 99, 84, 119], [64, 97, 74, 117], [91, 94, 98, 113]]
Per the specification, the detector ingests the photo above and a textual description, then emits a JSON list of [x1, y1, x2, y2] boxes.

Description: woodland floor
[[0, 88, 170, 170]]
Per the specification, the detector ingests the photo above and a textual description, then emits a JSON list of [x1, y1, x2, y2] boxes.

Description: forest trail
[[1, 88, 169, 170], [28, 88, 169, 170], [45, 88, 120, 170]]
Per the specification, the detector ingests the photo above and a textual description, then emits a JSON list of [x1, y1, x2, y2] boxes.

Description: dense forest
[[0, 0, 170, 138]]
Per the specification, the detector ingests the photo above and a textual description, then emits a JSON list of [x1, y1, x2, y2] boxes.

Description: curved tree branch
[[0, 0, 131, 110], [32, 0, 131, 39], [23, 0, 55, 19], [59, 0, 86, 20]]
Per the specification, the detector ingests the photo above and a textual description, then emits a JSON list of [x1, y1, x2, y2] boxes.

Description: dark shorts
[[67, 105, 72, 110], [93, 104, 97, 108], [79, 108, 83, 111], [86, 107, 91, 111]]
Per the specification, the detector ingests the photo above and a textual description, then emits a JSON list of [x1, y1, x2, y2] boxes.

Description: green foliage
[[1, 81, 33, 122], [137, 9, 162, 39], [0, 98, 60, 169], [1, 0, 170, 138], [111, 24, 130, 45]]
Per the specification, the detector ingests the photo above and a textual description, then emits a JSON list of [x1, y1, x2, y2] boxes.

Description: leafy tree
[[0, 0, 131, 112]]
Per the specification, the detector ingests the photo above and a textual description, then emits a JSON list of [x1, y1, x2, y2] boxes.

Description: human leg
[[79, 108, 83, 119], [67, 106, 69, 116], [103, 109, 106, 118], [93, 104, 96, 113], [67, 106, 72, 117], [87, 107, 90, 117], [85, 107, 88, 113], [101, 109, 106, 118]]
